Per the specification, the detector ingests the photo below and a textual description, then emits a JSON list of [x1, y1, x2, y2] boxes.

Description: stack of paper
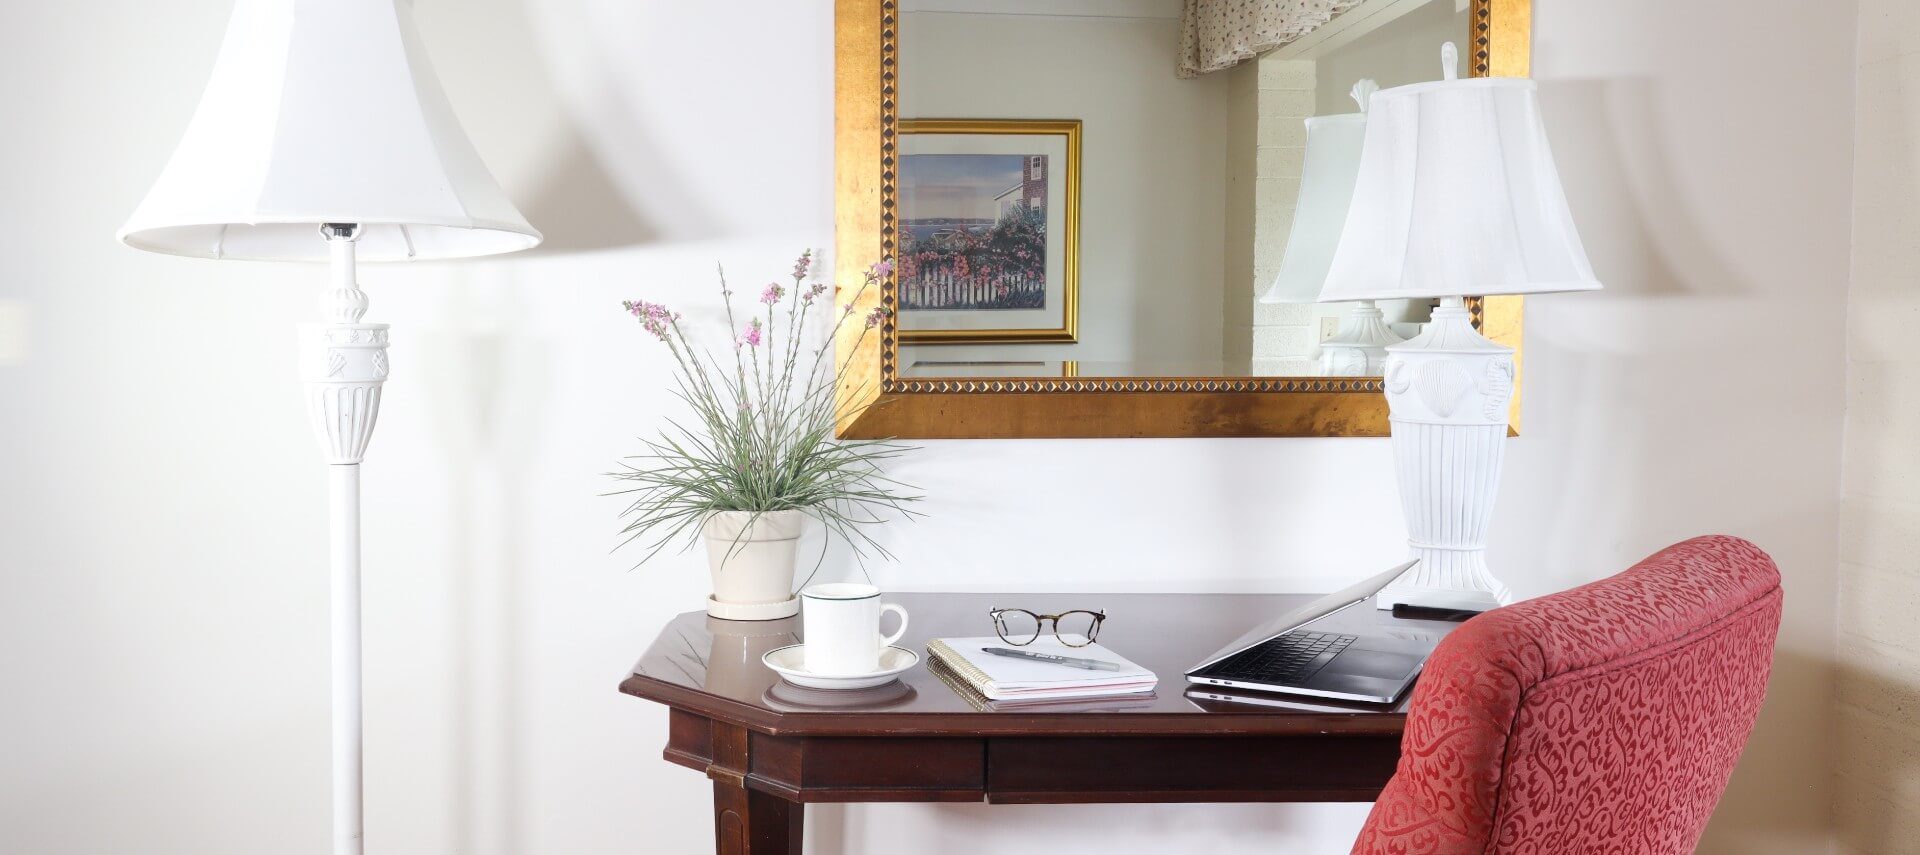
[[925, 636, 1157, 702]]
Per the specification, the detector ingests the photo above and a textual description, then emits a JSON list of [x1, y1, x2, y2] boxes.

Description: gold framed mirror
[[835, 0, 1531, 439]]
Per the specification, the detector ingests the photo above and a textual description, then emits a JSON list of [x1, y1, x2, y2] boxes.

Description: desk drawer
[[985, 734, 1400, 803], [750, 732, 986, 803]]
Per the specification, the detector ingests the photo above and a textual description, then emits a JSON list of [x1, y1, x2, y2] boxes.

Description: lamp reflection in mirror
[[1319, 44, 1601, 610], [117, 1, 540, 852], [1259, 78, 1402, 376]]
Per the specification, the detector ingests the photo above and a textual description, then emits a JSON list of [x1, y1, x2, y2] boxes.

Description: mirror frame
[[835, 0, 1531, 439]]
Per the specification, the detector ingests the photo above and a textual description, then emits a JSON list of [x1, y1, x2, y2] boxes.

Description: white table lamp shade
[[1258, 112, 1367, 304], [118, 0, 541, 262], [1318, 71, 1599, 301]]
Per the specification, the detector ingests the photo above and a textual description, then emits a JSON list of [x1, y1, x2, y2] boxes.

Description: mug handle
[[878, 604, 909, 648]]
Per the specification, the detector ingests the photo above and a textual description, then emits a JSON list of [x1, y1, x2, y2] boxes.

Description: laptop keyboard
[[1200, 631, 1359, 684]]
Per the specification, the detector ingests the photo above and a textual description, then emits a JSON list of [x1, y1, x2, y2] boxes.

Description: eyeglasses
[[989, 608, 1106, 647]]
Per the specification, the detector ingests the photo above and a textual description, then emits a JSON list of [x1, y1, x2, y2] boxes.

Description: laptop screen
[[1186, 560, 1417, 674]]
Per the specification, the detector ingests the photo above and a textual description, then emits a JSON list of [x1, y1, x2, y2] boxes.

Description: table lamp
[[1258, 79, 1403, 376], [117, 1, 541, 852], [1319, 43, 1600, 611]]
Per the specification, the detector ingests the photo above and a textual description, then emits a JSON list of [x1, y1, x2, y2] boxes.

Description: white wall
[[897, 11, 1229, 369], [1311, 0, 1463, 114], [0, 1, 1852, 854], [1835, 0, 1920, 851]]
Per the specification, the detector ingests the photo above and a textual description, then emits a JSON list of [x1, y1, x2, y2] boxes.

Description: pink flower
[[863, 305, 891, 329], [792, 250, 813, 280], [868, 258, 894, 280], [803, 282, 829, 305], [621, 300, 679, 341], [737, 317, 764, 348], [760, 282, 785, 305]]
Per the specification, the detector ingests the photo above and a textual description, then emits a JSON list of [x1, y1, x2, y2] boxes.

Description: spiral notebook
[[925, 636, 1157, 702], [927, 656, 1159, 712]]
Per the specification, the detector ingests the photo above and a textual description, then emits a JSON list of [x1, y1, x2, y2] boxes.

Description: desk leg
[[712, 779, 801, 854], [706, 719, 801, 854]]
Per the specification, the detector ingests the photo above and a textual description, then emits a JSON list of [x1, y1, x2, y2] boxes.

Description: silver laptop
[[1184, 561, 1433, 704]]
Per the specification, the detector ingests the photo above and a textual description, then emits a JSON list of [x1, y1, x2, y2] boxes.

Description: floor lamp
[[1317, 44, 1601, 611], [117, 1, 541, 852]]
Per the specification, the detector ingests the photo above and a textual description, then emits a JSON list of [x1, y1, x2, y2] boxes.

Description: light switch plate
[[1319, 317, 1341, 342], [0, 300, 27, 365]]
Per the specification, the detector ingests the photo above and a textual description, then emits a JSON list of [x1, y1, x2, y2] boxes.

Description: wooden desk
[[619, 592, 1460, 854]]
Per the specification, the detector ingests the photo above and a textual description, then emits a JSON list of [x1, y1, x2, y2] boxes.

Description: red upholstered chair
[[1352, 535, 1783, 855]]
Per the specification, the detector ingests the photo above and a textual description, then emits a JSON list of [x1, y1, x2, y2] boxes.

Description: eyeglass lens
[[1055, 610, 1100, 644], [994, 610, 1042, 645]]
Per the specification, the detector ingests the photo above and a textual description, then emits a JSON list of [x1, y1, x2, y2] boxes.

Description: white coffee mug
[[800, 583, 909, 676]]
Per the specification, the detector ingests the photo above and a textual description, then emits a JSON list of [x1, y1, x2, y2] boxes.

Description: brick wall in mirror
[[835, 0, 1530, 438]]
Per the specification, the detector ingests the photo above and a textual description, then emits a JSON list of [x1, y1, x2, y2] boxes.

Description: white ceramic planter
[[701, 510, 808, 620]]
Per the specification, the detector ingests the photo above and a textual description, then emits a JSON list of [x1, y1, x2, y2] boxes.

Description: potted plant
[[613, 252, 917, 620]]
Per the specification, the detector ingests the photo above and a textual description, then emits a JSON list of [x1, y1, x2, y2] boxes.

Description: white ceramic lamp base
[[1319, 300, 1405, 376], [1377, 296, 1515, 612]]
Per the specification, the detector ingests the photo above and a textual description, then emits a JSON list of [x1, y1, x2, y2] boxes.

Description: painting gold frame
[[835, 0, 1531, 439], [897, 118, 1081, 345]]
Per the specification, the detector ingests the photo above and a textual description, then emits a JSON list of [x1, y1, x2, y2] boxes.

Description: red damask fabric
[[1352, 535, 1783, 855]]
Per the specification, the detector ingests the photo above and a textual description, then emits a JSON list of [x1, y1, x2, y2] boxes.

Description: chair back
[[1352, 535, 1784, 854]]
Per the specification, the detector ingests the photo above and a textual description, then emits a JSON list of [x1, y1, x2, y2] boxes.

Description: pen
[[983, 646, 1126, 672]]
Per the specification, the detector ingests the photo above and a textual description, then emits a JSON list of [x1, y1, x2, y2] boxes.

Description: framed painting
[[896, 119, 1080, 344]]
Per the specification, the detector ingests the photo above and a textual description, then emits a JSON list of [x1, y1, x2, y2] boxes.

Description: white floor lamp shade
[[1320, 44, 1599, 611], [118, 2, 540, 853], [1259, 79, 1402, 376], [119, 0, 540, 261]]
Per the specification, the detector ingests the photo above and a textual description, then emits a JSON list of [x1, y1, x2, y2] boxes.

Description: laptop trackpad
[[1320, 649, 1420, 680]]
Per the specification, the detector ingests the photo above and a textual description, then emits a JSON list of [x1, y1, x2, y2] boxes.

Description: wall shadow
[[515, 131, 658, 254], [1826, 645, 1920, 853], [419, 279, 551, 855], [1540, 78, 1746, 299]]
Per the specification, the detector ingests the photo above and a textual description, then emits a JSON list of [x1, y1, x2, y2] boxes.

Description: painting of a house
[[899, 153, 1049, 311], [994, 155, 1048, 221]]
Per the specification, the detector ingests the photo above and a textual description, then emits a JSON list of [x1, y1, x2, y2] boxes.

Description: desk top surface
[[620, 591, 1463, 737]]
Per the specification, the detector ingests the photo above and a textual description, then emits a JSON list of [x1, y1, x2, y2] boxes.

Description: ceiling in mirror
[[895, 0, 1472, 381]]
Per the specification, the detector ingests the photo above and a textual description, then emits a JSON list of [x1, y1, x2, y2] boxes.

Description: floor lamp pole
[[303, 223, 387, 855], [329, 463, 362, 855]]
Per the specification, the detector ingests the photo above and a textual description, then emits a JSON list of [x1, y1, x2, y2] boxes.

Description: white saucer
[[762, 644, 919, 690], [765, 679, 916, 711]]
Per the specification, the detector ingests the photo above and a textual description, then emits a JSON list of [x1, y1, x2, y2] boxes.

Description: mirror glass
[[896, 0, 1470, 380]]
